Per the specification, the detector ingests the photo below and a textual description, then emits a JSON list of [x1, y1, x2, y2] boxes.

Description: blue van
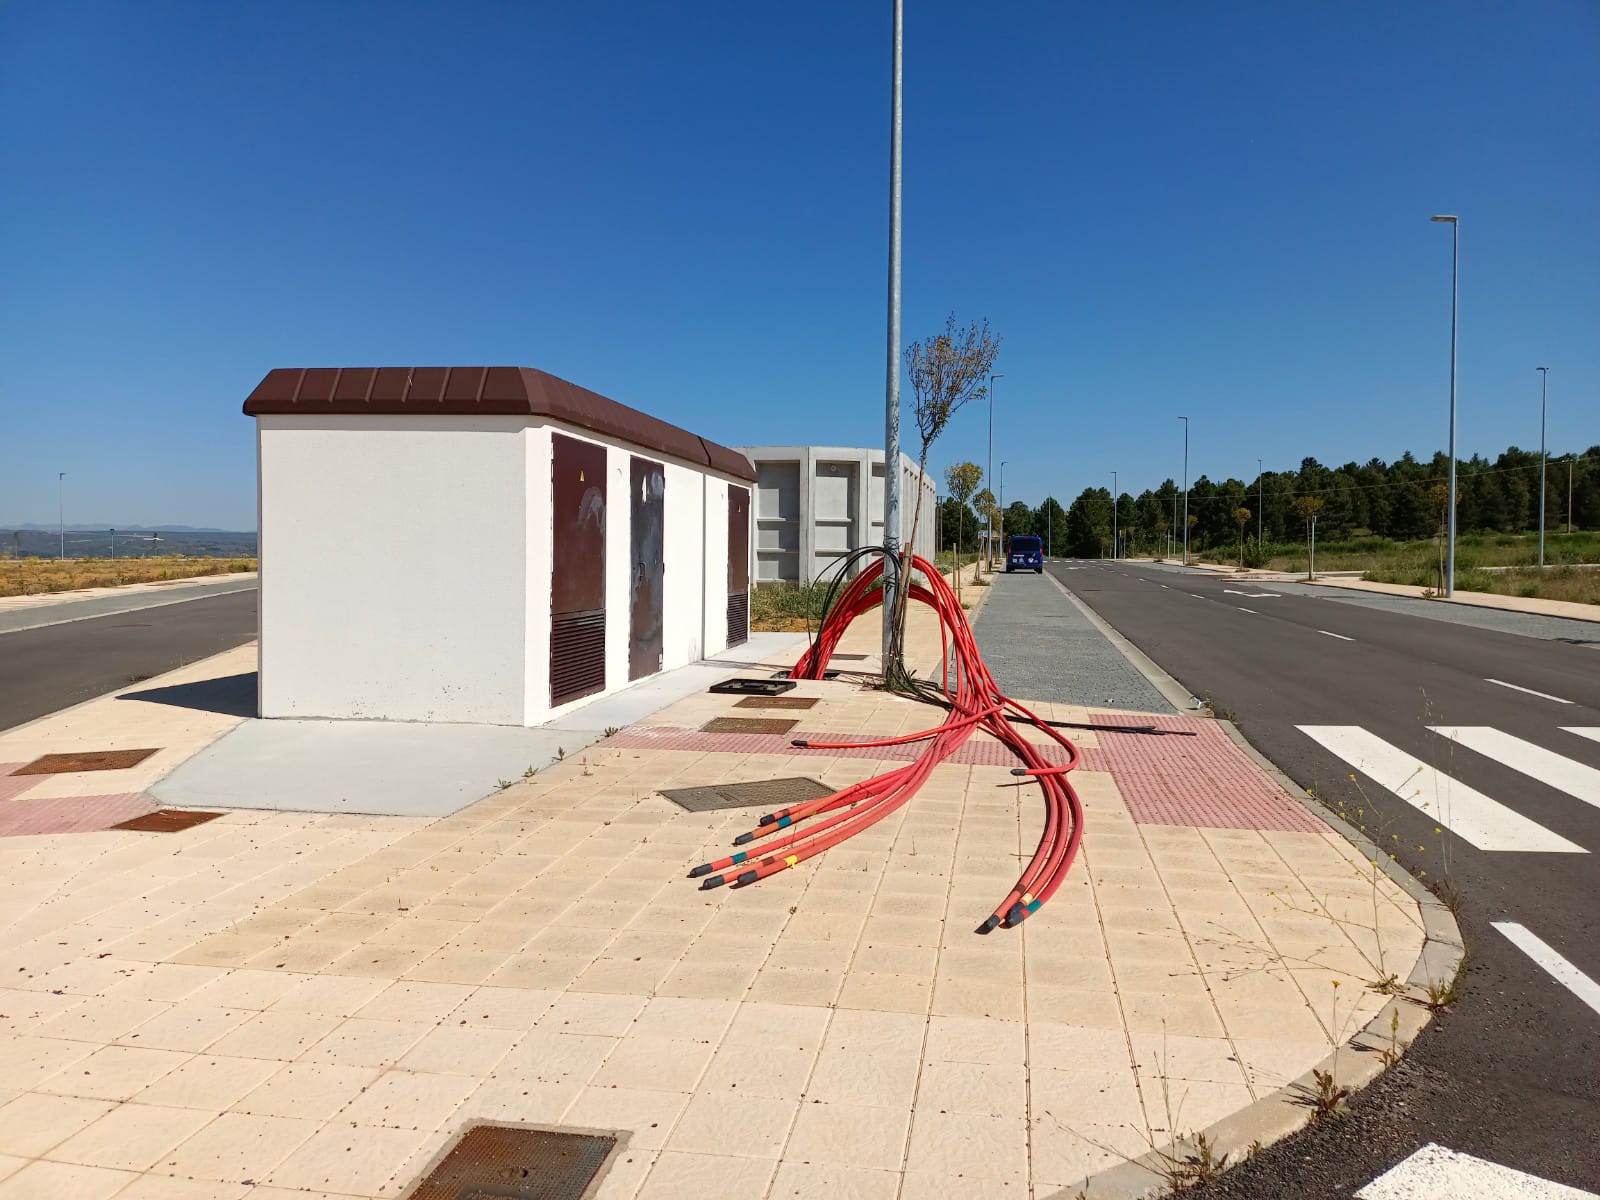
[[1005, 535, 1044, 573]]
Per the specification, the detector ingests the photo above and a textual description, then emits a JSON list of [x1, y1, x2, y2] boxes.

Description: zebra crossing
[[1296, 724, 1597, 853]]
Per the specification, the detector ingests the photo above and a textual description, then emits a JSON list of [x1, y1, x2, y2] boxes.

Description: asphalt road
[[1046, 559, 1599, 1197], [0, 588, 258, 732]]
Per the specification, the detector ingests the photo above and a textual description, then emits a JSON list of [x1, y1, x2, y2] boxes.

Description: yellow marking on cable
[[1022, 892, 1034, 904]]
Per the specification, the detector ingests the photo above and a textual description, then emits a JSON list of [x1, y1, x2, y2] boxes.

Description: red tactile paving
[[0, 793, 159, 837], [0, 764, 42, 804], [613, 714, 1326, 834], [1084, 713, 1326, 832]]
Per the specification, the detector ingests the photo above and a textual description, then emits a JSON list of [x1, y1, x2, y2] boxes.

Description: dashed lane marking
[[1237, 608, 1258, 614], [1431, 726, 1600, 810], [1296, 725, 1586, 853], [1562, 727, 1600, 746], [1355, 1141, 1598, 1199], [1486, 678, 1573, 705], [1319, 630, 1355, 641], [1493, 921, 1600, 1021]]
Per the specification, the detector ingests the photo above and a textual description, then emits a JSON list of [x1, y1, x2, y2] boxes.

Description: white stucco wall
[[258, 413, 752, 727], [257, 415, 530, 724]]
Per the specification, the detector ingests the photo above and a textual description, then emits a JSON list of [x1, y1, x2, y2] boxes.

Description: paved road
[[0, 588, 258, 732], [0, 574, 257, 634], [1046, 559, 1599, 1197]]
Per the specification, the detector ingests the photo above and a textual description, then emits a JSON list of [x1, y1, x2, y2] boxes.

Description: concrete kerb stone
[[1049, 719, 1467, 1200]]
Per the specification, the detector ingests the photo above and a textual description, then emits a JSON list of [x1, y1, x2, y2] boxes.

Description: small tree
[[944, 462, 983, 597], [972, 488, 999, 572], [1426, 482, 1450, 589], [1292, 495, 1325, 578], [1234, 506, 1252, 568]]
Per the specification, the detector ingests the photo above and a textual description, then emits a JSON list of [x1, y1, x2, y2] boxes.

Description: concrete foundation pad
[[151, 633, 805, 818]]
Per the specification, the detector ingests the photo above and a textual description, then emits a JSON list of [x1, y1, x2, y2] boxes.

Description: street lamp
[[881, 0, 905, 661], [1537, 366, 1549, 568], [1256, 457, 1264, 550], [1179, 417, 1190, 565], [58, 472, 66, 560], [1111, 471, 1118, 561], [1432, 214, 1459, 596], [987, 373, 1005, 569]]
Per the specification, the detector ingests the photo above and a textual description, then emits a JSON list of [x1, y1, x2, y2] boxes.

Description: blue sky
[[2, 1, 1596, 529]]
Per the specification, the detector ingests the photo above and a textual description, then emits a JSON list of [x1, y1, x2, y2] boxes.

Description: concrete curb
[[1047, 722, 1466, 1200], [1042, 568, 1198, 715]]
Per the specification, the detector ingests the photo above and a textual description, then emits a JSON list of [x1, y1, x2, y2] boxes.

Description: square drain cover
[[14, 748, 160, 775], [708, 677, 796, 696], [111, 809, 223, 833], [406, 1124, 617, 1200], [659, 776, 834, 813], [700, 716, 798, 735], [734, 695, 819, 710]]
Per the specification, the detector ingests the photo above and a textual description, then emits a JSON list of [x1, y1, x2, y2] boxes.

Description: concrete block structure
[[245, 367, 755, 727], [736, 446, 938, 584]]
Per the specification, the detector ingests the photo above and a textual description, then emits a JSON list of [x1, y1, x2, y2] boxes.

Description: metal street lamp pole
[[1179, 417, 1190, 565], [1256, 457, 1263, 549], [1568, 455, 1575, 535], [1111, 471, 1118, 561], [881, 0, 904, 660], [1431, 214, 1459, 597], [987, 373, 1004, 570], [1537, 366, 1549, 568], [58, 472, 66, 560]]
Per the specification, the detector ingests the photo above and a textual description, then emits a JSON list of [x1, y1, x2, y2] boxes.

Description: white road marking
[[1189, 593, 1203, 598], [1563, 727, 1600, 746], [1296, 726, 1586, 853], [1356, 1141, 1598, 1199], [1237, 608, 1258, 614], [1430, 726, 1600, 810], [1319, 630, 1355, 641], [1223, 589, 1280, 597], [1486, 678, 1573, 705], [1493, 922, 1600, 1020]]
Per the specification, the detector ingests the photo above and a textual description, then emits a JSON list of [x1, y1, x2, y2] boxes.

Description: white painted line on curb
[[1493, 921, 1600, 1021], [1355, 1141, 1598, 1199], [1431, 726, 1600, 810], [1297, 726, 1586, 853], [1486, 678, 1573, 705], [1319, 630, 1355, 641], [1563, 727, 1600, 746]]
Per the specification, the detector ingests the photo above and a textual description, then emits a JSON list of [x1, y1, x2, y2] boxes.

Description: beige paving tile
[[0, 1093, 116, 1157], [628, 996, 738, 1044], [899, 1167, 1027, 1200], [493, 1031, 616, 1088], [395, 1024, 521, 1077], [46, 1101, 215, 1171], [135, 1054, 283, 1110], [355, 980, 475, 1024], [637, 1151, 777, 1200], [265, 1123, 432, 1194], [590, 1036, 716, 1093], [457, 1076, 585, 1124], [668, 1091, 794, 1158], [162, 1111, 319, 1183], [36, 1044, 191, 1101], [300, 1018, 433, 1068], [543, 991, 647, 1037], [110, 1176, 251, 1199], [235, 1062, 380, 1121], [335, 1070, 476, 1130], [269, 973, 390, 1015], [784, 1101, 910, 1172], [119, 1005, 254, 1053], [205, 1009, 343, 1060], [564, 1086, 690, 1151], [449, 985, 560, 1031], [0, 1159, 135, 1200], [914, 1057, 1025, 1117], [32, 996, 174, 1043], [0, 1037, 96, 1090], [805, 1048, 920, 1110], [766, 1159, 899, 1199]]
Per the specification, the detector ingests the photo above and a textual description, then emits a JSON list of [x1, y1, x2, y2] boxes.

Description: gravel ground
[[971, 567, 1177, 712]]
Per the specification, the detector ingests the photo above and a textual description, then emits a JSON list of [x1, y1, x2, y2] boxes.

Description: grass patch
[[0, 556, 257, 598]]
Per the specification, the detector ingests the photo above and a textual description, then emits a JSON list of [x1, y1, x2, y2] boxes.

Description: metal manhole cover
[[700, 716, 798, 735], [405, 1124, 617, 1200], [13, 748, 160, 775], [734, 695, 819, 710], [658, 776, 834, 813], [708, 677, 796, 696], [111, 809, 223, 833]]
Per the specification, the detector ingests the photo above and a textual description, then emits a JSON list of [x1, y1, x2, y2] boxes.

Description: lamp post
[[881, 0, 904, 660], [1537, 366, 1549, 567], [1179, 417, 1190, 565], [58, 472, 66, 560], [1431, 214, 1459, 596], [987, 373, 1004, 570], [1567, 455, 1575, 535], [1111, 471, 1118, 561], [999, 461, 1008, 560], [1256, 457, 1264, 550]]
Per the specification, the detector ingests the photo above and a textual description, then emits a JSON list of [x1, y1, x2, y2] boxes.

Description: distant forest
[[938, 444, 1600, 558]]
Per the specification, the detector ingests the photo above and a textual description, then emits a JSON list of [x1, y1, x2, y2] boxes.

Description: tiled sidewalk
[[0, 597, 1439, 1199]]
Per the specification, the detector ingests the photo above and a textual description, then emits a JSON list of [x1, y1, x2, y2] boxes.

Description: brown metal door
[[551, 434, 607, 705], [628, 456, 665, 681], [726, 484, 750, 647]]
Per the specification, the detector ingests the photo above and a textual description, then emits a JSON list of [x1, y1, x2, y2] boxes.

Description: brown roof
[[243, 367, 756, 481]]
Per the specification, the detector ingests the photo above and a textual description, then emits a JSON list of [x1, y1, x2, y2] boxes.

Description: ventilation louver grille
[[726, 592, 749, 647], [551, 611, 605, 705]]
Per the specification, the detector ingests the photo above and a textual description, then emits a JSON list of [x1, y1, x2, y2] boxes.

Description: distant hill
[[0, 528, 258, 559]]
